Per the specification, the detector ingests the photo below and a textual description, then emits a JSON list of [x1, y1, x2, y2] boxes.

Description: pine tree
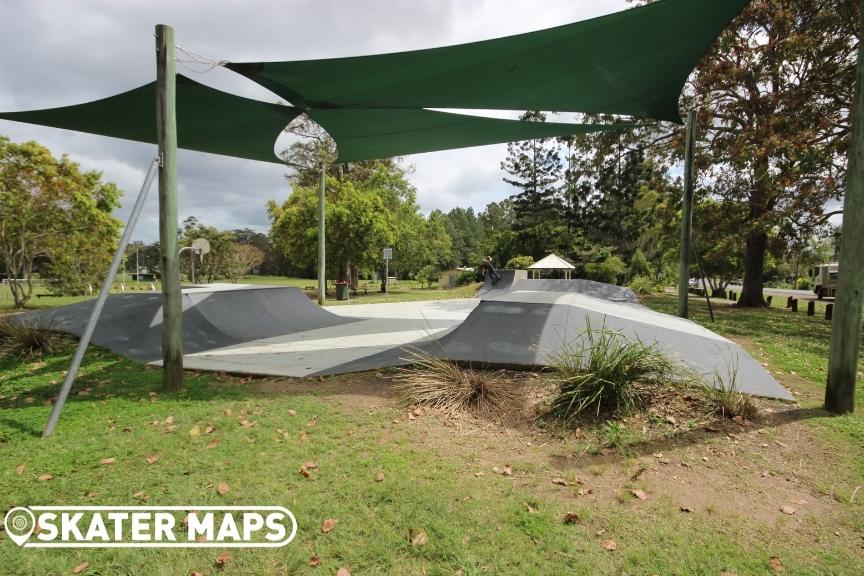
[[500, 111, 564, 259]]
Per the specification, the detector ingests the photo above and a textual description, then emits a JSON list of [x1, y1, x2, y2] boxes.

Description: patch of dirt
[[248, 372, 394, 410]]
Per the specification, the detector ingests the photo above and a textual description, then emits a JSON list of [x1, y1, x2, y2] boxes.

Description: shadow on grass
[[561, 405, 831, 470]]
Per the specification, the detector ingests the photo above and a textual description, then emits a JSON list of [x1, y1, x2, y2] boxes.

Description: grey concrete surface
[[17, 282, 793, 400]]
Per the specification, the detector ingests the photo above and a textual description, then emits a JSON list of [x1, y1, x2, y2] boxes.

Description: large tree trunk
[[738, 229, 767, 307]]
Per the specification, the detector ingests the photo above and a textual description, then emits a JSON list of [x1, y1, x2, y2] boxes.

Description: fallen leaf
[[551, 478, 570, 486], [665, 415, 677, 425], [761, 470, 771, 478], [652, 452, 663, 458], [336, 569, 351, 576], [577, 488, 592, 496], [224, 408, 232, 416], [132, 490, 148, 500], [407, 412, 416, 421], [501, 464, 513, 476], [375, 472, 385, 482], [321, 518, 338, 533], [204, 425, 214, 435], [298, 431, 309, 442], [780, 505, 797, 515], [409, 529, 428, 546], [563, 512, 580, 524], [38, 473, 53, 481], [191, 572, 204, 576], [474, 472, 484, 478], [100, 457, 116, 465], [85, 491, 97, 497], [16, 464, 25, 476], [206, 438, 220, 449], [146, 453, 160, 465], [680, 506, 694, 513], [72, 561, 90, 574], [602, 539, 617, 551], [299, 460, 318, 478], [217, 482, 230, 495], [770, 556, 783, 572], [308, 555, 321, 567], [189, 425, 201, 437], [215, 551, 231, 566], [631, 489, 648, 500], [165, 416, 175, 425], [595, 529, 606, 536], [287, 409, 297, 417], [525, 503, 539, 514]]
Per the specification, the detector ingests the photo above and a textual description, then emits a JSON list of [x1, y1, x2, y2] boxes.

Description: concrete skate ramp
[[475, 269, 527, 297], [513, 279, 639, 303], [18, 286, 353, 362], [317, 290, 793, 401]]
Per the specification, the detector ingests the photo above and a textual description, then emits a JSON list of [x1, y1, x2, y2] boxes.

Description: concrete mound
[[18, 286, 353, 362]]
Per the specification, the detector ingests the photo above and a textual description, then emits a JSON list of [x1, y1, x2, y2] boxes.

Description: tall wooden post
[[156, 24, 183, 390], [825, 1, 864, 414], [317, 165, 326, 305], [677, 110, 697, 318]]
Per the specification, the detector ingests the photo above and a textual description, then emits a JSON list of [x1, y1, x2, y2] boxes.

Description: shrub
[[628, 248, 652, 278], [394, 349, 524, 416], [796, 276, 814, 291], [628, 276, 655, 295], [505, 255, 534, 270], [456, 269, 477, 286], [417, 265, 440, 288], [704, 360, 758, 420], [585, 255, 626, 284], [548, 322, 682, 421], [0, 318, 62, 359]]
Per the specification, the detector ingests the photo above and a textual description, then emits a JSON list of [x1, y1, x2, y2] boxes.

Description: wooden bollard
[[731, 291, 737, 302], [807, 301, 815, 316], [786, 295, 794, 308], [791, 298, 798, 313], [826, 303, 833, 320], [766, 295, 773, 306]]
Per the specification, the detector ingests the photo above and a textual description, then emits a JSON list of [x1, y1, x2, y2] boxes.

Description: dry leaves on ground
[[146, 453, 160, 465], [409, 529, 428, 546], [299, 460, 319, 478], [631, 489, 648, 500], [99, 457, 116, 465], [321, 518, 338, 533], [217, 482, 230, 496], [602, 539, 617, 551], [72, 561, 90, 574], [215, 551, 231, 566]]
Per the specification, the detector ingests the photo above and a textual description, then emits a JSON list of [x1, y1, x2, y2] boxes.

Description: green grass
[[1, 292, 862, 574]]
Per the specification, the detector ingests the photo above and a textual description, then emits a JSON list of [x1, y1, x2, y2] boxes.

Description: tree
[[501, 111, 565, 259], [685, 0, 858, 306], [179, 217, 238, 283], [225, 244, 265, 282], [0, 137, 122, 306]]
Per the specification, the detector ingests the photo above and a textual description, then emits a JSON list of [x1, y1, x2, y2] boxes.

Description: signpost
[[383, 247, 392, 293]]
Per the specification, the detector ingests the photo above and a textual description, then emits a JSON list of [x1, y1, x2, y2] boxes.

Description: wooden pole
[[156, 24, 183, 390], [317, 165, 326, 305], [825, 1, 864, 414], [678, 109, 697, 318]]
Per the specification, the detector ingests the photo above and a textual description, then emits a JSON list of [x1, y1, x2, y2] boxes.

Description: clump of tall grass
[[394, 348, 524, 416], [628, 276, 658, 296], [704, 358, 758, 420], [0, 317, 62, 359], [548, 322, 683, 422]]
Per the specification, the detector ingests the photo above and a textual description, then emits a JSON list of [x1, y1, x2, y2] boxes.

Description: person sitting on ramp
[[481, 255, 501, 284]]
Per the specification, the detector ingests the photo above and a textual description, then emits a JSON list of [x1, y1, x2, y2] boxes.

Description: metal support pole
[[826, 0, 864, 414], [156, 24, 183, 390], [678, 109, 697, 318], [43, 158, 160, 437], [317, 165, 326, 305]]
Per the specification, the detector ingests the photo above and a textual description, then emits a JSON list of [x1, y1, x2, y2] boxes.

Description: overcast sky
[[0, 0, 631, 242]]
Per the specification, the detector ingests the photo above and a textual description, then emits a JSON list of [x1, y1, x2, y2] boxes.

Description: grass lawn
[[0, 292, 862, 574]]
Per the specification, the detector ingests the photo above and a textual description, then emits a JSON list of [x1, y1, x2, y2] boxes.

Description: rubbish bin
[[336, 283, 350, 301]]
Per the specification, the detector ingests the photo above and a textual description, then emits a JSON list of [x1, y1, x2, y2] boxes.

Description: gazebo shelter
[[528, 254, 575, 280]]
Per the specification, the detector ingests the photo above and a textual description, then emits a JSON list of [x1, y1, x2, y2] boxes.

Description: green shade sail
[[308, 108, 631, 162], [0, 77, 628, 164], [0, 0, 750, 163], [227, 0, 749, 123], [0, 75, 301, 164]]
